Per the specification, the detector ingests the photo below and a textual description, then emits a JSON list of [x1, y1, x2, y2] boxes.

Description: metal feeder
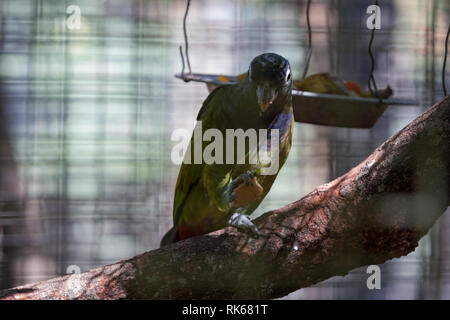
[[175, 73, 417, 129]]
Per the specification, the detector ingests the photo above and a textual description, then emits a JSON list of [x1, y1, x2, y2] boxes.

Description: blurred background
[[0, 0, 449, 299]]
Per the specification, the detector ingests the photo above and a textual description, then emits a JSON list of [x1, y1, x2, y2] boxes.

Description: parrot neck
[[261, 90, 292, 125]]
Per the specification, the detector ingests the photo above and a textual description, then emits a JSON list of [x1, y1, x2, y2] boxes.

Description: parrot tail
[[160, 226, 179, 247]]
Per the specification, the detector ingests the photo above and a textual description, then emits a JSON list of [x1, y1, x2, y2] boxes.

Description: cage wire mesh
[[0, 0, 449, 299]]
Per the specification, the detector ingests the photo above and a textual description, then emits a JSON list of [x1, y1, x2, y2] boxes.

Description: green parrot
[[161, 53, 294, 246]]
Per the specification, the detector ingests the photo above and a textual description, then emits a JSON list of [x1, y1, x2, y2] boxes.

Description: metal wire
[[179, 45, 186, 79], [443, 23, 450, 96], [367, 0, 381, 102], [179, 0, 192, 82], [301, 0, 312, 80]]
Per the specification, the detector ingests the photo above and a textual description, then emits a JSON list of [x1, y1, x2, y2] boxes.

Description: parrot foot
[[227, 171, 263, 208], [228, 213, 259, 239]]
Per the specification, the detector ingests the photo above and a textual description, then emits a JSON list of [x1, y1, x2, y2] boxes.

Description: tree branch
[[1, 97, 449, 300]]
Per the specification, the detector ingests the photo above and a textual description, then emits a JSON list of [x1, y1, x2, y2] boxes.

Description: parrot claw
[[228, 193, 237, 203], [228, 213, 259, 239]]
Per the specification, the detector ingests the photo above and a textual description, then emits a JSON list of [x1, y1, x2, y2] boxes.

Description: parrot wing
[[196, 85, 226, 121], [172, 161, 202, 225], [172, 85, 231, 225]]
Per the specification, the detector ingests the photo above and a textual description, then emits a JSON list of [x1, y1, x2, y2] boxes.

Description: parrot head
[[248, 53, 292, 112]]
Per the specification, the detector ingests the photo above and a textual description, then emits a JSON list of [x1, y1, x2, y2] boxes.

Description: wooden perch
[[1, 97, 449, 300]]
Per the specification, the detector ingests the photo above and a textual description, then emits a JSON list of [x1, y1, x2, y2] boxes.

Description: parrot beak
[[256, 84, 277, 112]]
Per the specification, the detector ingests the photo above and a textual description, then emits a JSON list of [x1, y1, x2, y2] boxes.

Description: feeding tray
[[175, 73, 417, 129]]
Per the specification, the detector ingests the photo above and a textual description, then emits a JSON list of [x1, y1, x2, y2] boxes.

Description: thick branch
[[1, 97, 449, 300]]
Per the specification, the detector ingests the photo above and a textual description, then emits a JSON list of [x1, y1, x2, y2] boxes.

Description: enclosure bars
[[179, 0, 192, 82]]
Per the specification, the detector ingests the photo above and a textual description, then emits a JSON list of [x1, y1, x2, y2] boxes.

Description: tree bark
[[1, 97, 449, 300]]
